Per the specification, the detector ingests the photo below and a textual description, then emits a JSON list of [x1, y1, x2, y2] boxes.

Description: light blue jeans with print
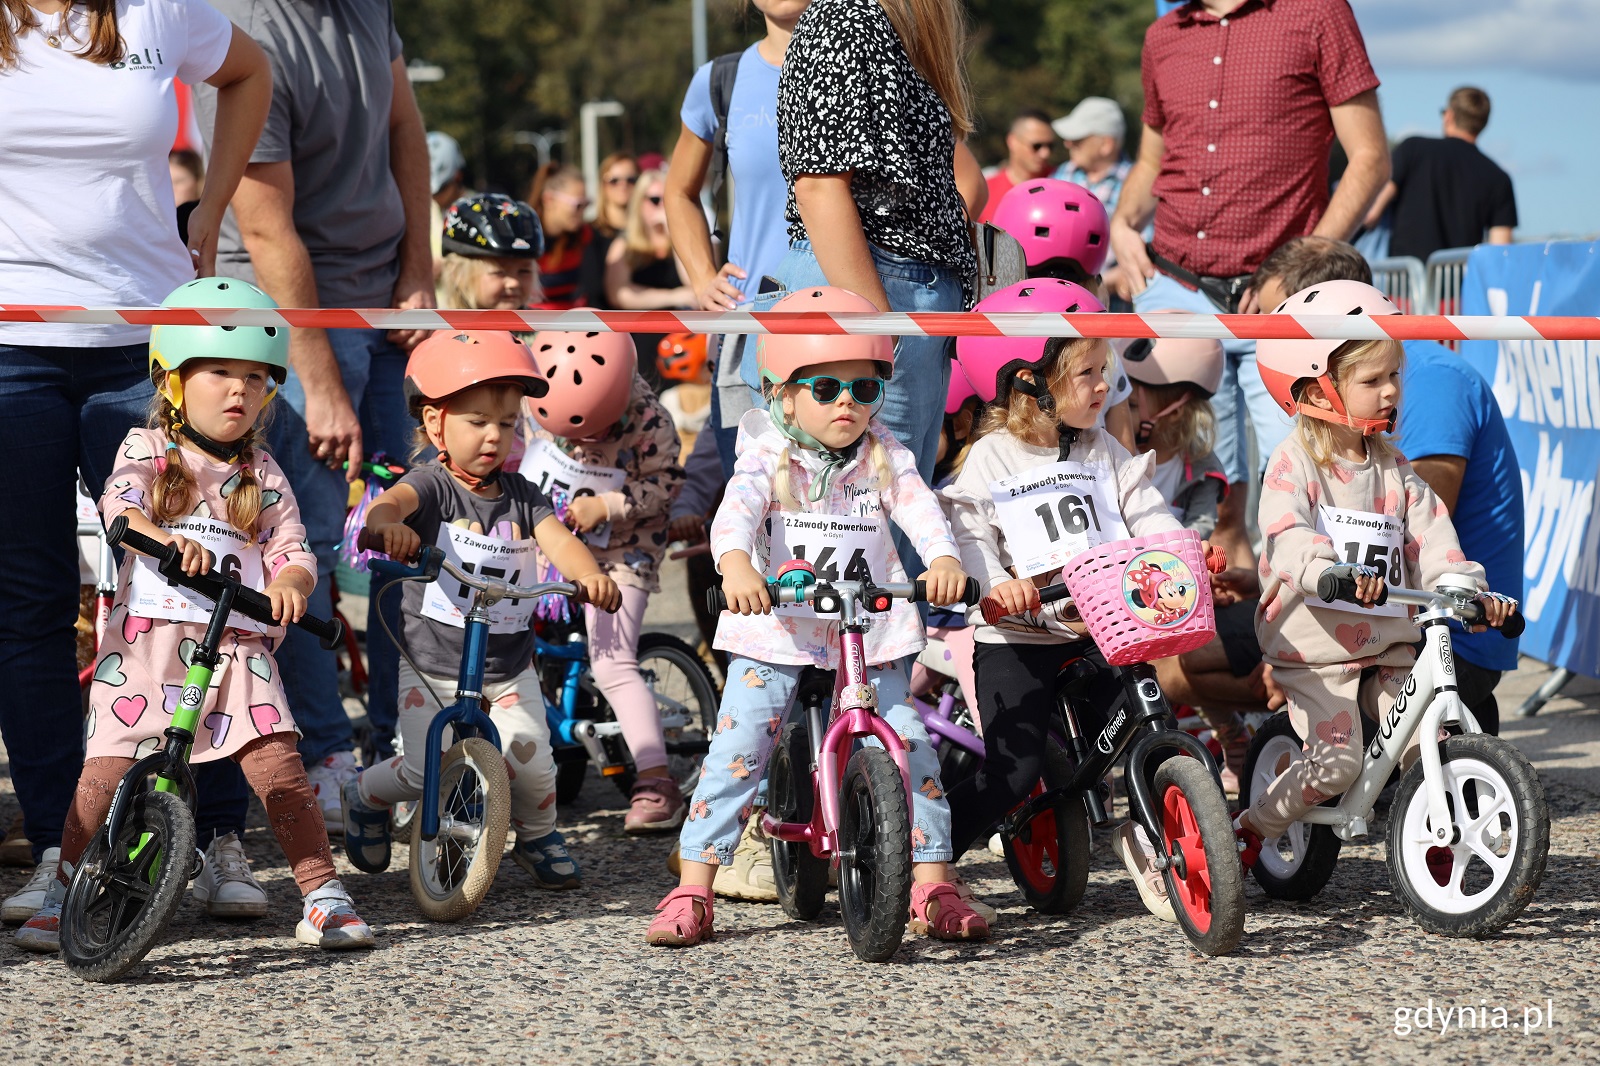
[[1134, 271, 1289, 483], [679, 657, 954, 866], [267, 327, 415, 764], [749, 239, 962, 573]]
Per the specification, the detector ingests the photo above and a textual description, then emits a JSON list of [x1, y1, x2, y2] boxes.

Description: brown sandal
[[646, 884, 715, 946], [908, 881, 991, 941]]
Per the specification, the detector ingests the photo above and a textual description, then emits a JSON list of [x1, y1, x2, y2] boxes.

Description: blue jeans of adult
[[753, 239, 961, 574], [1134, 271, 1288, 483], [268, 328, 414, 770], [0, 344, 154, 859]]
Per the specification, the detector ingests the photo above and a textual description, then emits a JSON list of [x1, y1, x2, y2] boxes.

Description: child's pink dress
[[88, 429, 315, 762]]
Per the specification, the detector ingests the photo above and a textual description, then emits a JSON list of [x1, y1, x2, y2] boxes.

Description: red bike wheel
[[1154, 756, 1245, 955], [1160, 781, 1211, 933]]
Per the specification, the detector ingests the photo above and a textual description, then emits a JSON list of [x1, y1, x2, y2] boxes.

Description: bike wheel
[[1240, 711, 1343, 900], [409, 737, 511, 922], [837, 747, 913, 963], [768, 722, 828, 921], [61, 790, 195, 982], [1154, 755, 1246, 956], [609, 633, 719, 799], [1386, 734, 1549, 937], [1002, 787, 1090, 916]]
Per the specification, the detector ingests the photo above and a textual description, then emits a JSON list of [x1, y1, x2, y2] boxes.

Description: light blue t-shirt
[[1393, 341, 1523, 671], [680, 45, 789, 307]]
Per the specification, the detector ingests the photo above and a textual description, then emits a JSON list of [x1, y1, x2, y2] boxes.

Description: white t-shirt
[[0, 0, 233, 347]]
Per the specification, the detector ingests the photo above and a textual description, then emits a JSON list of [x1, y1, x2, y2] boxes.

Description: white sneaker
[[192, 832, 269, 918], [296, 879, 375, 950], [13, 879, 67, 953], [306, 751, 360, 837], [2, 846, 61, 924]]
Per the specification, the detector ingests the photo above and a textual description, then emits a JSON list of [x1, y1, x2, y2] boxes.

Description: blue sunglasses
[[790, 375, 885, 405]]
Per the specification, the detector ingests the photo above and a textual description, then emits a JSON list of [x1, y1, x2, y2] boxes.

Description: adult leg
[[944, 642, 1062, 859]]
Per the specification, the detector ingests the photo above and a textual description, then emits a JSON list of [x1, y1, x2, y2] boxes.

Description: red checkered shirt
[[1141, 0, 1379, 278]]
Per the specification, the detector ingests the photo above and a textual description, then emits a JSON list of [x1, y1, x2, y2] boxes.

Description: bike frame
[[913, 686, 985, 759], [1294, 594, 1478, 846], [761, 583, 916, 859], [77, 520, 117, 690]]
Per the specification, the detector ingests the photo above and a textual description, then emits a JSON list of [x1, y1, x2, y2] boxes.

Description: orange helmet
[[404, 331, 546, 417], [755, 287, 893, 387], [656, 332, 709, 383]]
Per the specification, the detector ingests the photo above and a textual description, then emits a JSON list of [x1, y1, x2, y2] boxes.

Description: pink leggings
[[585, 585, 665, 772]]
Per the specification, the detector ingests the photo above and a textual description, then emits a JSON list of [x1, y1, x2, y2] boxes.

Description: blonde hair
[[621, 169, 668, 272], [1135, 381, 1215, 460], [148, 383, 267, 536], [977, 338, 1110, 447], [1293, 339, 1403, 468], [876, 0, 974, 136], [410, 382, 528, 463], [772, 430, 894, 513], [437, 255, 495, 310]]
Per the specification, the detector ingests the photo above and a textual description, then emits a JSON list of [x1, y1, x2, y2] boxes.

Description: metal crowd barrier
[[1368, 247, 1479, 350]]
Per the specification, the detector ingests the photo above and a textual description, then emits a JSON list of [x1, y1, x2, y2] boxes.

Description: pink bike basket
[[1061, 529, 1216, 666]]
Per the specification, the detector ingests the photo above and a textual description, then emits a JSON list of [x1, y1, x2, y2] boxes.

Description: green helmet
[[149, 278, 290, 407]]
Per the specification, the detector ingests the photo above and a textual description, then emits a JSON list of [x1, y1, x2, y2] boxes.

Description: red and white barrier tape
[[2, 306, 1597, 342]]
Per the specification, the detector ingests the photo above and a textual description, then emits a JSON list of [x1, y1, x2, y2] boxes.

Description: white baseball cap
[[1053, 97, 1126, 142]]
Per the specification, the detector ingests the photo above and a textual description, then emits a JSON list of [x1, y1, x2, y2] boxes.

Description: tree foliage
[[395, 0, 1156, 196]]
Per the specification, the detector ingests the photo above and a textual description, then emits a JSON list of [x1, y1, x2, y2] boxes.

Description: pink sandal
[[646, 885, 715, 947], [909, 881, 991, 941]]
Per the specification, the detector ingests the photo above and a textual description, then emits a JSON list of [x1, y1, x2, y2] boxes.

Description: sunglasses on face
[[607, 174, 639, 186], [1028, 141, 1054, 153], [791, 375, 884, 405], [646, 195, 664, 206]]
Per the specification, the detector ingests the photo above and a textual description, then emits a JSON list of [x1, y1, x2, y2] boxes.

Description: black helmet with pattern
[[441, 194, 545, 259]]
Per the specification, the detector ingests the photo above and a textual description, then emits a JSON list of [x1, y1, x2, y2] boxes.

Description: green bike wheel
[[61, 790, 195, 983]]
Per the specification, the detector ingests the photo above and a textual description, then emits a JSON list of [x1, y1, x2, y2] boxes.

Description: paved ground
[[2, 557, 1597, 1064]]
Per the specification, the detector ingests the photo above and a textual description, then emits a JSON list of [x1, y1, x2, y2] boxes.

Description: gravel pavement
[[2, 557, 1597, 1064]]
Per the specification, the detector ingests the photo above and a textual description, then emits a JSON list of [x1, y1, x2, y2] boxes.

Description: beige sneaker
[[713, 811, 777, 902], [0, 814, 34, 868], [1112, 821, 1176, 923]]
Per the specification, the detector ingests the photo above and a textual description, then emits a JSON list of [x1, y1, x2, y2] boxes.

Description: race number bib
[[420, 522, 542, 633], [519, 438, 625, 549], [767, 513, 888, 619], [990, 462, 1129, 578], [1316, 505, 1407, 618], [126, 516, 268, 633]]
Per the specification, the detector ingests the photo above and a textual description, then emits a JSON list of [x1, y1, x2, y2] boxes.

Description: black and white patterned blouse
[[777, 0, 977, 296]]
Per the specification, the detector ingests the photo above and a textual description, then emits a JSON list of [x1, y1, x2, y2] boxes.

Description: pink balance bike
[[707, 566, 980, 963]]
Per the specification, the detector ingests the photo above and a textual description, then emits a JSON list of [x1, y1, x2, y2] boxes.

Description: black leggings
[[947, 642, 1083, 859]]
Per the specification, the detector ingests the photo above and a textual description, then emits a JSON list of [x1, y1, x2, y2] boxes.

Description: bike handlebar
[[106, 515, 344, 650], [978, 581, 1073, 626], [356, 532, 580, 603], [1317, 565, 1525, 639], [706, 576, 980, 616]]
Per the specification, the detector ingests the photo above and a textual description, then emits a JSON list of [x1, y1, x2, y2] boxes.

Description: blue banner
[[1460, 240, 1600, 678]]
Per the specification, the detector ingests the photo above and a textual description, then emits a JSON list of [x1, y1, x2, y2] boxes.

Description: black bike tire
[[768, 722, 828, 921], [554, 755, 588, 807], [837, 747, 913, 963], [1240, 711, 1343, 901], [61, 790, 195, 983], [1154, 755, 1246, 956], [610, 633, 720, 799], [409, 737, 510, 922], [1002, 785, 1090, 915], [1385, 734, 1549, 937]]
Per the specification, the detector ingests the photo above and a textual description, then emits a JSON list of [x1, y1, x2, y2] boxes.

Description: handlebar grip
[[707, 586, 728, 615], [911, 578, 983, 606], [1037, 582, 1072, 605], [105, 515, 343, 645], [1500, 612, 1526, 639], [1316, 565, 1390, 607]]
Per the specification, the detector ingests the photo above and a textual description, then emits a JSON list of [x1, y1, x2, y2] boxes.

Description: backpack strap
[[707, 51, 743, 251]]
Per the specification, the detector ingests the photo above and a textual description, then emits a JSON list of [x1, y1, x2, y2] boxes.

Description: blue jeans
[[754, 240, 961, 573], [679, 658, 953, 865], [1134, 272, 1288, 483], [0, 344, 154, 858], [267, 328, 414, 765]]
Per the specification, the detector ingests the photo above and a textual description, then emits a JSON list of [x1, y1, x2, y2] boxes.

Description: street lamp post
[[580, 100, 626, 220]]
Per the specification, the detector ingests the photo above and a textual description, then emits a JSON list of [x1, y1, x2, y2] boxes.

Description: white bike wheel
[[1239, 711, 1341, 900]]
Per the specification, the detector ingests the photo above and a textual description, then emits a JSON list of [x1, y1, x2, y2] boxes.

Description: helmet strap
[[424, 399, 503, 490], [1056, 423, 1079, 461], [1298, 374, 1394, 436], [1133, 395, 1189, 448], [174, 419, 247, 464], [766, 394, 860, 502]]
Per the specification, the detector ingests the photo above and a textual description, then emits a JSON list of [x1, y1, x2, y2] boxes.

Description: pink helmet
[[1257, 281, 1400, 435], [404, 330, 546, 418], [954, 278, 1104, 404], [991, 178, 1110, 278], [527, 330, 638, 438], [755, 287, 894, 386], [1117, 318, 1225, 397], [945, 362, 978, 415]]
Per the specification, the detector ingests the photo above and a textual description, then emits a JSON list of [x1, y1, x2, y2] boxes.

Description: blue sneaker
[[512, 830, 581, 890], [341, 776, 392, 874]]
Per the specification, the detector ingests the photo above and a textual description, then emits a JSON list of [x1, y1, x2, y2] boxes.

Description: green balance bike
[[59, 515, 343, 982]]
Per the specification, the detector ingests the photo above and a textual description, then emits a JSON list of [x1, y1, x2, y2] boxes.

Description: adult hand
[[1108, 217, 1154, 300], [304, 379, 363, 479], [185, 198, 225, 279], [696, 263, 748, 311], [1236, 286, 1261, 316], [669, 514, 707, 544], [1209, 566, 1260, 607], [386, 268, 437, 353]]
